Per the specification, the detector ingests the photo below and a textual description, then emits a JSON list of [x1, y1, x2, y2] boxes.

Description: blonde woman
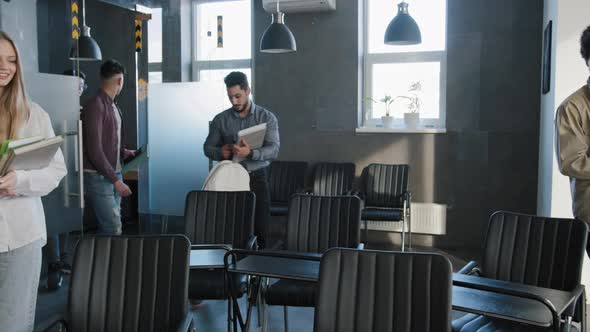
[[0, 31, 67, 331]]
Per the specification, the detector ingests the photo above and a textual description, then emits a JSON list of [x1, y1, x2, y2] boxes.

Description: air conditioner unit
[[262, 0, 336, 14]]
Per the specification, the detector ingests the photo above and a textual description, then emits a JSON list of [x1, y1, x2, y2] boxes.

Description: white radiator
[[366, 202, 447, 235]]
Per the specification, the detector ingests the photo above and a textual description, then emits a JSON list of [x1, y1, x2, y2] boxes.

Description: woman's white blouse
[[0, 102, 67, 252]]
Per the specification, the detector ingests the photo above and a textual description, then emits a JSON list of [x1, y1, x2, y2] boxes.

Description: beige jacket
[[555, 79, 590, 224]]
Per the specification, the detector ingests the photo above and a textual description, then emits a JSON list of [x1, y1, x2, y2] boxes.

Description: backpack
[[202, 160, 250, 191]]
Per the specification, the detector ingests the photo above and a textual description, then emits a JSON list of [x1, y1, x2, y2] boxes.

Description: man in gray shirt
[[204, 71, 280, 246]]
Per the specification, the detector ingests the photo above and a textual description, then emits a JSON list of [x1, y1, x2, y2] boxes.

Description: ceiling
[[98, 0, 163, 10]]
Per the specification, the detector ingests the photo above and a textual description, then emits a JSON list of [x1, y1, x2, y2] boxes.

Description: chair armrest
[[295, 187, 310, 194], [403, 190, 412, 203], [247, 235, 258, 251], [563, 284, 585, 317], [346, 189, 365, 200], [175, 310, 195, 332], [357, 243, 365, 250], [570, 284, 585, 302], [33, 313, 66, 332], [457, 261, 481, 275]]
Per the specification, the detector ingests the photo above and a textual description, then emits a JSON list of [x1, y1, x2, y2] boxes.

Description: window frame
[[191, 0, 253, 83], [147, 7, 163, 83], [361, 0, 448, 129]]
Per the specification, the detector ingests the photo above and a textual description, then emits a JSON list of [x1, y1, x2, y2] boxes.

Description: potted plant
[[397, 81, 422, 129], [366, 95, 395, 128]]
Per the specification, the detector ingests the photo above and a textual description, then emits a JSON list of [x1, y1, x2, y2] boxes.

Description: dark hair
[[581, 26, 590, 64], [100, 59, 126, 80], [224, 71, 249, 90], [62, 69, 86, 80]]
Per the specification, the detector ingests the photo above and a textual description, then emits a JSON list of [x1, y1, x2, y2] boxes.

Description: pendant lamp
[[260, 0, 296, 53], [384, 1, 422, 45], [69, 0, 102, 61]]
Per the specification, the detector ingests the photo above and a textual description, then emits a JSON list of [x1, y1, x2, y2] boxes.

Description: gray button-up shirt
[[204, 102, 280, 172]]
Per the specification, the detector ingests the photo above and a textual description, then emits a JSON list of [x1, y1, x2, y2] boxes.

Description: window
[[193, 0, 252, 86], [363, 0, 447, 129], [148, 7, 163, 83]]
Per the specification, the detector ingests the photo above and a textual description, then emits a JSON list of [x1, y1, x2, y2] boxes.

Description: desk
[[223, 251, 581, 332], [227, 253, 320, 281], [190, 245, 233, 330], [190, 245, 232, 269], [453, 273, 581, 331], [452, 285, 553, 326], [224, 250, 321, 332]]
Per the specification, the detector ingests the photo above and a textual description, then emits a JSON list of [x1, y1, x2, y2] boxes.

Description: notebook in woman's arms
[[0, 136, 64, 176]]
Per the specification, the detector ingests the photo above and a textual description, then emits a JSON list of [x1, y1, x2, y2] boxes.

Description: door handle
[[77, 120, 84, 209], [62, 121, 70, 208]]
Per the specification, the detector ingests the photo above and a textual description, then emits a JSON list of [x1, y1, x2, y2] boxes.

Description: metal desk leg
[[284, 306, 289, 332], [257, 288, 262, 327], [407, 192, 412, 250], [225, 270, 231, 332], [401, 217, 406, 252], [227, 296, 232, 332], [364, 219, 369, 246], [262, 277, 270, 332], [244, 276, 261, 332], [407, 207, 412, 250], [225, 270, 243, 332], [565, 316, 572, 332], [161, 215, 168, 234]]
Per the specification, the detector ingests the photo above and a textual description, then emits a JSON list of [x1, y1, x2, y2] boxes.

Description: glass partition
[[141, 81, 229, 216]]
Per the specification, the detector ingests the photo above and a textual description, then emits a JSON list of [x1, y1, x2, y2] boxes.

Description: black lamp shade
[[384, 2, 422, 45], [69, 27, 102, 61], [260, 13, 296, 53]]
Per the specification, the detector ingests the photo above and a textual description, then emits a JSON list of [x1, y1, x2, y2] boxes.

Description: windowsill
[[356, 126, 447, 134]]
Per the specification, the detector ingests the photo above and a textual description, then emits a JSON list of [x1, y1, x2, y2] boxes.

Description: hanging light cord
[[82, 0, 86, 27], [276, 0, 280, 14]]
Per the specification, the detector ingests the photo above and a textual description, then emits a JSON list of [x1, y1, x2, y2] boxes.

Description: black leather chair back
[[268, 161, 308, 203], [362, 163, 409, 208], [68, 235, 190, 332], [315, 248, 452, 332], [286, 194, 361, 253], [311, 162, 355, 196], [482, 211, 588, 291], [184, 191, 255, 248]]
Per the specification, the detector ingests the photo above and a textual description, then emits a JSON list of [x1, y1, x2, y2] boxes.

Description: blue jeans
[[85, 172, 122, 235], [0, 240, 42, 332]]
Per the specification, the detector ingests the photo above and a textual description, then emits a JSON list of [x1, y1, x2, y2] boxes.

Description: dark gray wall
[[254, 0, 543, 250], [37, 0, 142, 148]]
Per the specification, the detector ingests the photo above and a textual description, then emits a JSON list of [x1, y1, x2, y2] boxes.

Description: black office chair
[[452, 211, 588, 332], [358, 163, 411, 250], [184, 191, 257, 318], [309, 162, 355, 196], [37, 235, 194, 332], [314, 248, 453, 332], [268, 161, 308, 217], [263, 194, 363, 332]]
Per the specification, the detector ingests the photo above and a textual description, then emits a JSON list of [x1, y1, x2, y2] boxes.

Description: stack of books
[[0, 136, 64, 176]]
